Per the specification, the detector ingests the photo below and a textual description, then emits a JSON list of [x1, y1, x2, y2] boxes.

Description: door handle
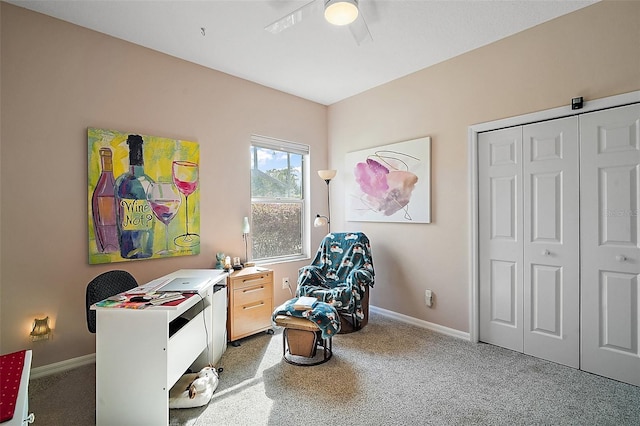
[[542, 249, 551, 256], [616, 255, 627, 262]]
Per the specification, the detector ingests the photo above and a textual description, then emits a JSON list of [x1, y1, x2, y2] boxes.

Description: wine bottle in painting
[[91, 147, 119, 253], [114, 134, 155, 259]]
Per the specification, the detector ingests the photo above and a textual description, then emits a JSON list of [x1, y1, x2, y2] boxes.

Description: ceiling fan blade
[[349, 13, 372, 46], [265, 0, 321, 34]]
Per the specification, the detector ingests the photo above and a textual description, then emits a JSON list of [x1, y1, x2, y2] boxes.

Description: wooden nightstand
[[227, 267, 274, 345]]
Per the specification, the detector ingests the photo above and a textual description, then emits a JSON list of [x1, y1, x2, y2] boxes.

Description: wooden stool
[[274, 315, 333, 366]]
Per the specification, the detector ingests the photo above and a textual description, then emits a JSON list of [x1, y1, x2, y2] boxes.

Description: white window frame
[[250, 134, 310, 264]]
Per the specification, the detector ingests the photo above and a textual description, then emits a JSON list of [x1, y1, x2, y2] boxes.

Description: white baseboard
[[30, 353, 95, 379], [370, 305, 470, 341]]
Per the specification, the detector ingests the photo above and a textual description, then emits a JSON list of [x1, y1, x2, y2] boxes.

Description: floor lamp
[[314, 169, 337, 234]]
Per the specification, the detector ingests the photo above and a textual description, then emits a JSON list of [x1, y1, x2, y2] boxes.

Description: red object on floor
[[0, 350, 26, 422]]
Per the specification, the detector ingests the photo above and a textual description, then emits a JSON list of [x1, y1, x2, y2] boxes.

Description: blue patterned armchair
[[297, 232, 374, 332]]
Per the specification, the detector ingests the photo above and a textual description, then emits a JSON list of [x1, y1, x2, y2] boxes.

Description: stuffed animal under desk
[[169, 366, 219, 409]]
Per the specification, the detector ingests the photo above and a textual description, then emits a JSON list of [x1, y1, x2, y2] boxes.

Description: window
[[250, 135, 309, 262]]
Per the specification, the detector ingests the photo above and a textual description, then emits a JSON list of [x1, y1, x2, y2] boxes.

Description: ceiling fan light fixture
[[324, 0, 359, 26]]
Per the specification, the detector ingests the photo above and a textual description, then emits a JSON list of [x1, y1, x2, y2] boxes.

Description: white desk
[[93, 269, 228, 426]]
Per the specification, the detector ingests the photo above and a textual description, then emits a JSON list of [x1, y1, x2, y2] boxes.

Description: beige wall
[[2, 1, 639, 368], [0, 3, 328, 367], [327, 0, 640, 333]]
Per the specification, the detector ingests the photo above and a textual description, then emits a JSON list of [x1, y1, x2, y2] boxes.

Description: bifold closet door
[[479, 118, 580, 368], [479, 127, 524, 353], [580, 103, 640, 386], [522, 118, 579, 368]]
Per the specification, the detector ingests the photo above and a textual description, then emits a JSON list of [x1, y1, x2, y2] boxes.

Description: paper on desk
[[127, 278, 171, 295], [148, 293, 184, 305], [94, 299, 148, 309]]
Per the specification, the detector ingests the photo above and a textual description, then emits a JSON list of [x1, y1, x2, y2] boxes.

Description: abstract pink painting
[[346, 137, 431, 223]]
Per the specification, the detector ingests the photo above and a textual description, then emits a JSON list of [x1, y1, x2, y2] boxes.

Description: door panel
[[531, 172, 562, 242], [581, 103, 640, 386], [599, 166, 638, 246], [530, 264, 562, 337], [523, 117, 580, 368], [491, 176, 517, 240], [599, 271, 637, 353], [479, 127, 524, 352], [490, 260, 517, 326]]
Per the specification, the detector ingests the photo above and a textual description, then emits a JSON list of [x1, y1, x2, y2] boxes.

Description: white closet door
[[479, 127, 524, 352], [580, 103, 640, 386], [522, 118, 580, 368]]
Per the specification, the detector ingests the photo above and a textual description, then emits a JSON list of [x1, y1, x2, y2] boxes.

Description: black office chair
[[86, 270, 138, 333]]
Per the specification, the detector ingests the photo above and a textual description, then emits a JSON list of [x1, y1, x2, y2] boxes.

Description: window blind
[[251, 134, 309, 156]]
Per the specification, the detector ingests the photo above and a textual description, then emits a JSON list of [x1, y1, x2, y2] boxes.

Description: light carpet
[[30, 312, 640, 425]]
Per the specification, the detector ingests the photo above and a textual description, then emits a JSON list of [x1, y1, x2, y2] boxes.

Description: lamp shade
[[242, 217, 250, 234], [30, 316, 51, 341], [314, 215, 328, 227], [317, 169, 337, 181], [324, 0, 359, 26]]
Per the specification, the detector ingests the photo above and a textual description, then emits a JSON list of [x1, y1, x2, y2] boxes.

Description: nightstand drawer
[[231, 271, 272, 291], [233, 301, 272, 336], [234, 283, 270, 307]]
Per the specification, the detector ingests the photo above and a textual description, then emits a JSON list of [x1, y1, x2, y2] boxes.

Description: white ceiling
[[6, 0, 598, 105]]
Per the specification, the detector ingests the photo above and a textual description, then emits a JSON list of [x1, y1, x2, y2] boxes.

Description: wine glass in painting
[[146, 182, 182, 255], [172, 160, 200, 247]]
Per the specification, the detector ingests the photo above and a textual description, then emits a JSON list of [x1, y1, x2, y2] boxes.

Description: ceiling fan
[[265, 0, 372, 46]]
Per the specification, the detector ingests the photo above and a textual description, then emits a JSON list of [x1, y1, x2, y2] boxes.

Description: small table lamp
[[242, 217, 251, 266]]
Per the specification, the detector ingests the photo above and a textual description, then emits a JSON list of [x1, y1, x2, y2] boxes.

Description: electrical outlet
[[425, 289, 433, 307], [282, 277, 290, 290]]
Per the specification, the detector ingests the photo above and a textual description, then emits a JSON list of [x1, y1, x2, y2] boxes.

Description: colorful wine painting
[[87, 128, 200, 264]]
